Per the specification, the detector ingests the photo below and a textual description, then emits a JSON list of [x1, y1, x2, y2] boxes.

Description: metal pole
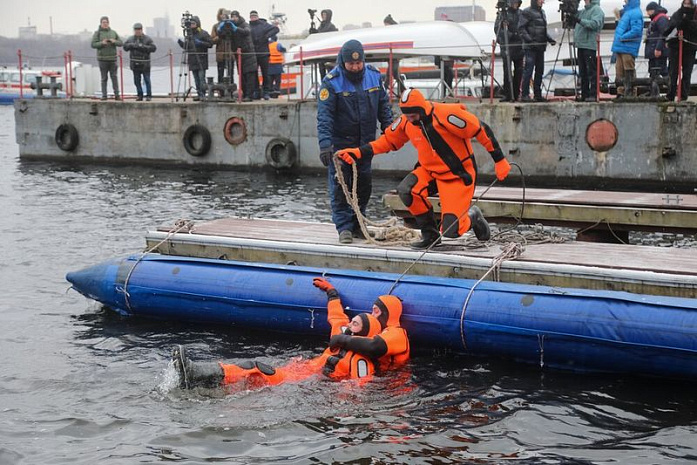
[[490, 40, 496, 103], [237, 48, 243, 103], [69, 51, 74, 97], [17, 49, 23, 99], [64, 52, 69, 98], [169, 49, 174, 102], [677, 30, 684, 102], [119, 50, 124, 99], [388, 44, 394, 103], [596, 35, 600, 102], [299, 47, 304, 102]]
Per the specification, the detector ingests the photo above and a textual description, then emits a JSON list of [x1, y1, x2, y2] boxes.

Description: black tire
[[183, 124, 212, 157], [55, 124, 79, 152], [265, 137, 297, 170]]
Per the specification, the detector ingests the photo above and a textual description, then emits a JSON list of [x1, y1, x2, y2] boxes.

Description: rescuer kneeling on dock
[[172, 277, 381, 390], [336, 88, 511, 249]]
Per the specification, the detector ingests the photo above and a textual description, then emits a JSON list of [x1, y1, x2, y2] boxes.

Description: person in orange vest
[[172, 277, 381, 390], [328, 294, 410, 372], [336, 88, 511, 249], [267, 35, 286, 98]]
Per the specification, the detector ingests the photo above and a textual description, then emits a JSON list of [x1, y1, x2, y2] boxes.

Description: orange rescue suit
[[219, 298, 380, 388], [368, 89, 506, 236]]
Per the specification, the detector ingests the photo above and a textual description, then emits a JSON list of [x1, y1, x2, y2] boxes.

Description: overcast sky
[[2, 0, 683, 38]]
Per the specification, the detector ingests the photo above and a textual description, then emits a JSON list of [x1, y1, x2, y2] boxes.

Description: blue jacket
[[611, 0, 643, 56], [317, 60, 393, 151]]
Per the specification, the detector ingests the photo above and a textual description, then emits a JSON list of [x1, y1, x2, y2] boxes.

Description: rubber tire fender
[[265, 137, 297, 170], [55, 123, 79, 152], [183, 124, 212, 157]]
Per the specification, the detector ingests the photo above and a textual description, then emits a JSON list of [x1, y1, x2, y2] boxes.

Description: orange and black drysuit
[[338, 88, 511, 245], [177, 283, 381, 390], [329, 294, 410, 372]]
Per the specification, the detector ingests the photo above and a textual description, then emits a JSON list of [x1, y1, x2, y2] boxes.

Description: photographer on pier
[[211, 9, 236, 90], [229, 11, 258, 102], [495, 0, 524, 102], [178, 14, 213, 100], [249, 10, 280, 100], [123, 23, 157, 101], [519, 0, 557, 102], [571, 0, 604, 101], [310, 9, 339, 79], [91, 16, 123, 101]]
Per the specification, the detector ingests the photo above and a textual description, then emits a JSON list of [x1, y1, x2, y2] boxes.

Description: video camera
[[558, 0, 580, 28], [308, 9, 318, 34], [181, 11, 194, 35], [496, 0, 509, 12]]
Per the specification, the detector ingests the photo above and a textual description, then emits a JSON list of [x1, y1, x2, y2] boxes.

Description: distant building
[[19, 26, 37, 40], [147, 16, 176, 39], [435, 5, 486, 22]]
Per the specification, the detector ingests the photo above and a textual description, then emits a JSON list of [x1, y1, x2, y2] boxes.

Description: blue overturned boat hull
[[66, 254, 697, 379]]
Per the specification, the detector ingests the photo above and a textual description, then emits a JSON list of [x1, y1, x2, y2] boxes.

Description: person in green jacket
[[572, 0, 605, 101], [91, 16, 123, 100]]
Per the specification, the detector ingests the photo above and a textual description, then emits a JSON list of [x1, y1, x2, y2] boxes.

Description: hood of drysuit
[[374, 295, 403, 329], [399, 88, 433, 120], [353, 313, 382, 337]]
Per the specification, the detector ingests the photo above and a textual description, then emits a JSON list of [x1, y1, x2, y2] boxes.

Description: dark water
[[1, 105, 695, 464]]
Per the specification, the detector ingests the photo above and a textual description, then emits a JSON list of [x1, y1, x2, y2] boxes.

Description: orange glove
[[312, 277, 335, 292], [335, 148, 362, 165], [495, 159, 511, 181]]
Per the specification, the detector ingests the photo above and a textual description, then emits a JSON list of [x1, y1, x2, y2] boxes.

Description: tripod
[[497, 14, 516, 101], [176, 34, 195, 102], [546, 26, 577, 100]]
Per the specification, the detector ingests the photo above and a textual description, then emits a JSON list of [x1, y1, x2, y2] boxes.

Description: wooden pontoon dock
[[147, 217, 697, 299]]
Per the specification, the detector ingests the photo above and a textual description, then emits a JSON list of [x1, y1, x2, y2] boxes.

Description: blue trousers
[[133, 69, 152, 98], [522, 49, 545, 98], [191, 69, 206, 97], [327, 157, 372, 233]]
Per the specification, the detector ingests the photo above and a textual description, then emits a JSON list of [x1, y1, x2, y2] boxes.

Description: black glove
[[319, 148, 333, 167], [329, 334, 350, 350]]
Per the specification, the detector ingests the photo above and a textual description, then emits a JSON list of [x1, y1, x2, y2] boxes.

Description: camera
[[219, 18, 236, 37], [496, 0, 508, 11], [181, 11, 194, 34], [308, 9, 319, 34], [558, 0, 580, 28]]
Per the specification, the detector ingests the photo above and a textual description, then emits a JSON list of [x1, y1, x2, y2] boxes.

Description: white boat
[[285, 21, 491, 64], [0, 66, 65, 104]]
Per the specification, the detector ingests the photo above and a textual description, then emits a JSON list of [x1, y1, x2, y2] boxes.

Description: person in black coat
[[664, 0, 697, 101], [495, 0, 524, 101], [230, 11, 258, 102], [314, 10, 339, 79], [249, 10, 280, 100], [519, 0, 556, 101], [178, 16, 212, 99], [123, 23, 157, 101], [645, 2, 670, 81]]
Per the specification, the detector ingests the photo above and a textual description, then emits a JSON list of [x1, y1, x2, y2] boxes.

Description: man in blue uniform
[[317, 40, 393, 244]]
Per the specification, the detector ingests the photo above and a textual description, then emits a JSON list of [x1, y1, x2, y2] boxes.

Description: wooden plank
[[383, 193, 697, 232], [158, 218, 697, 278]]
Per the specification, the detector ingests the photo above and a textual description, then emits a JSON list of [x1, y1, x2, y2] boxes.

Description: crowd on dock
[[88, 2, 696, 103]]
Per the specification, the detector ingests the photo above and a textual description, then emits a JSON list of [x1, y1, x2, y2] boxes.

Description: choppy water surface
[[0, 105, 695, 464]]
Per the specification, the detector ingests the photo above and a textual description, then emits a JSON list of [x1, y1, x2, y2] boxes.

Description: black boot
[[172, 345, 224, 389], [410, 211, 441, 249], [624, 70, 635, 98], [468, 206, 491, 241]]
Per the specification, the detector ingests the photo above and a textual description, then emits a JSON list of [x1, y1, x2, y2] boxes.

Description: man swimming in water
[[172, 277, 381, 390]]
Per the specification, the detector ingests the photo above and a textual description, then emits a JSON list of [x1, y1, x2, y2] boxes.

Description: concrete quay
[[14, 98, 697, 192]]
